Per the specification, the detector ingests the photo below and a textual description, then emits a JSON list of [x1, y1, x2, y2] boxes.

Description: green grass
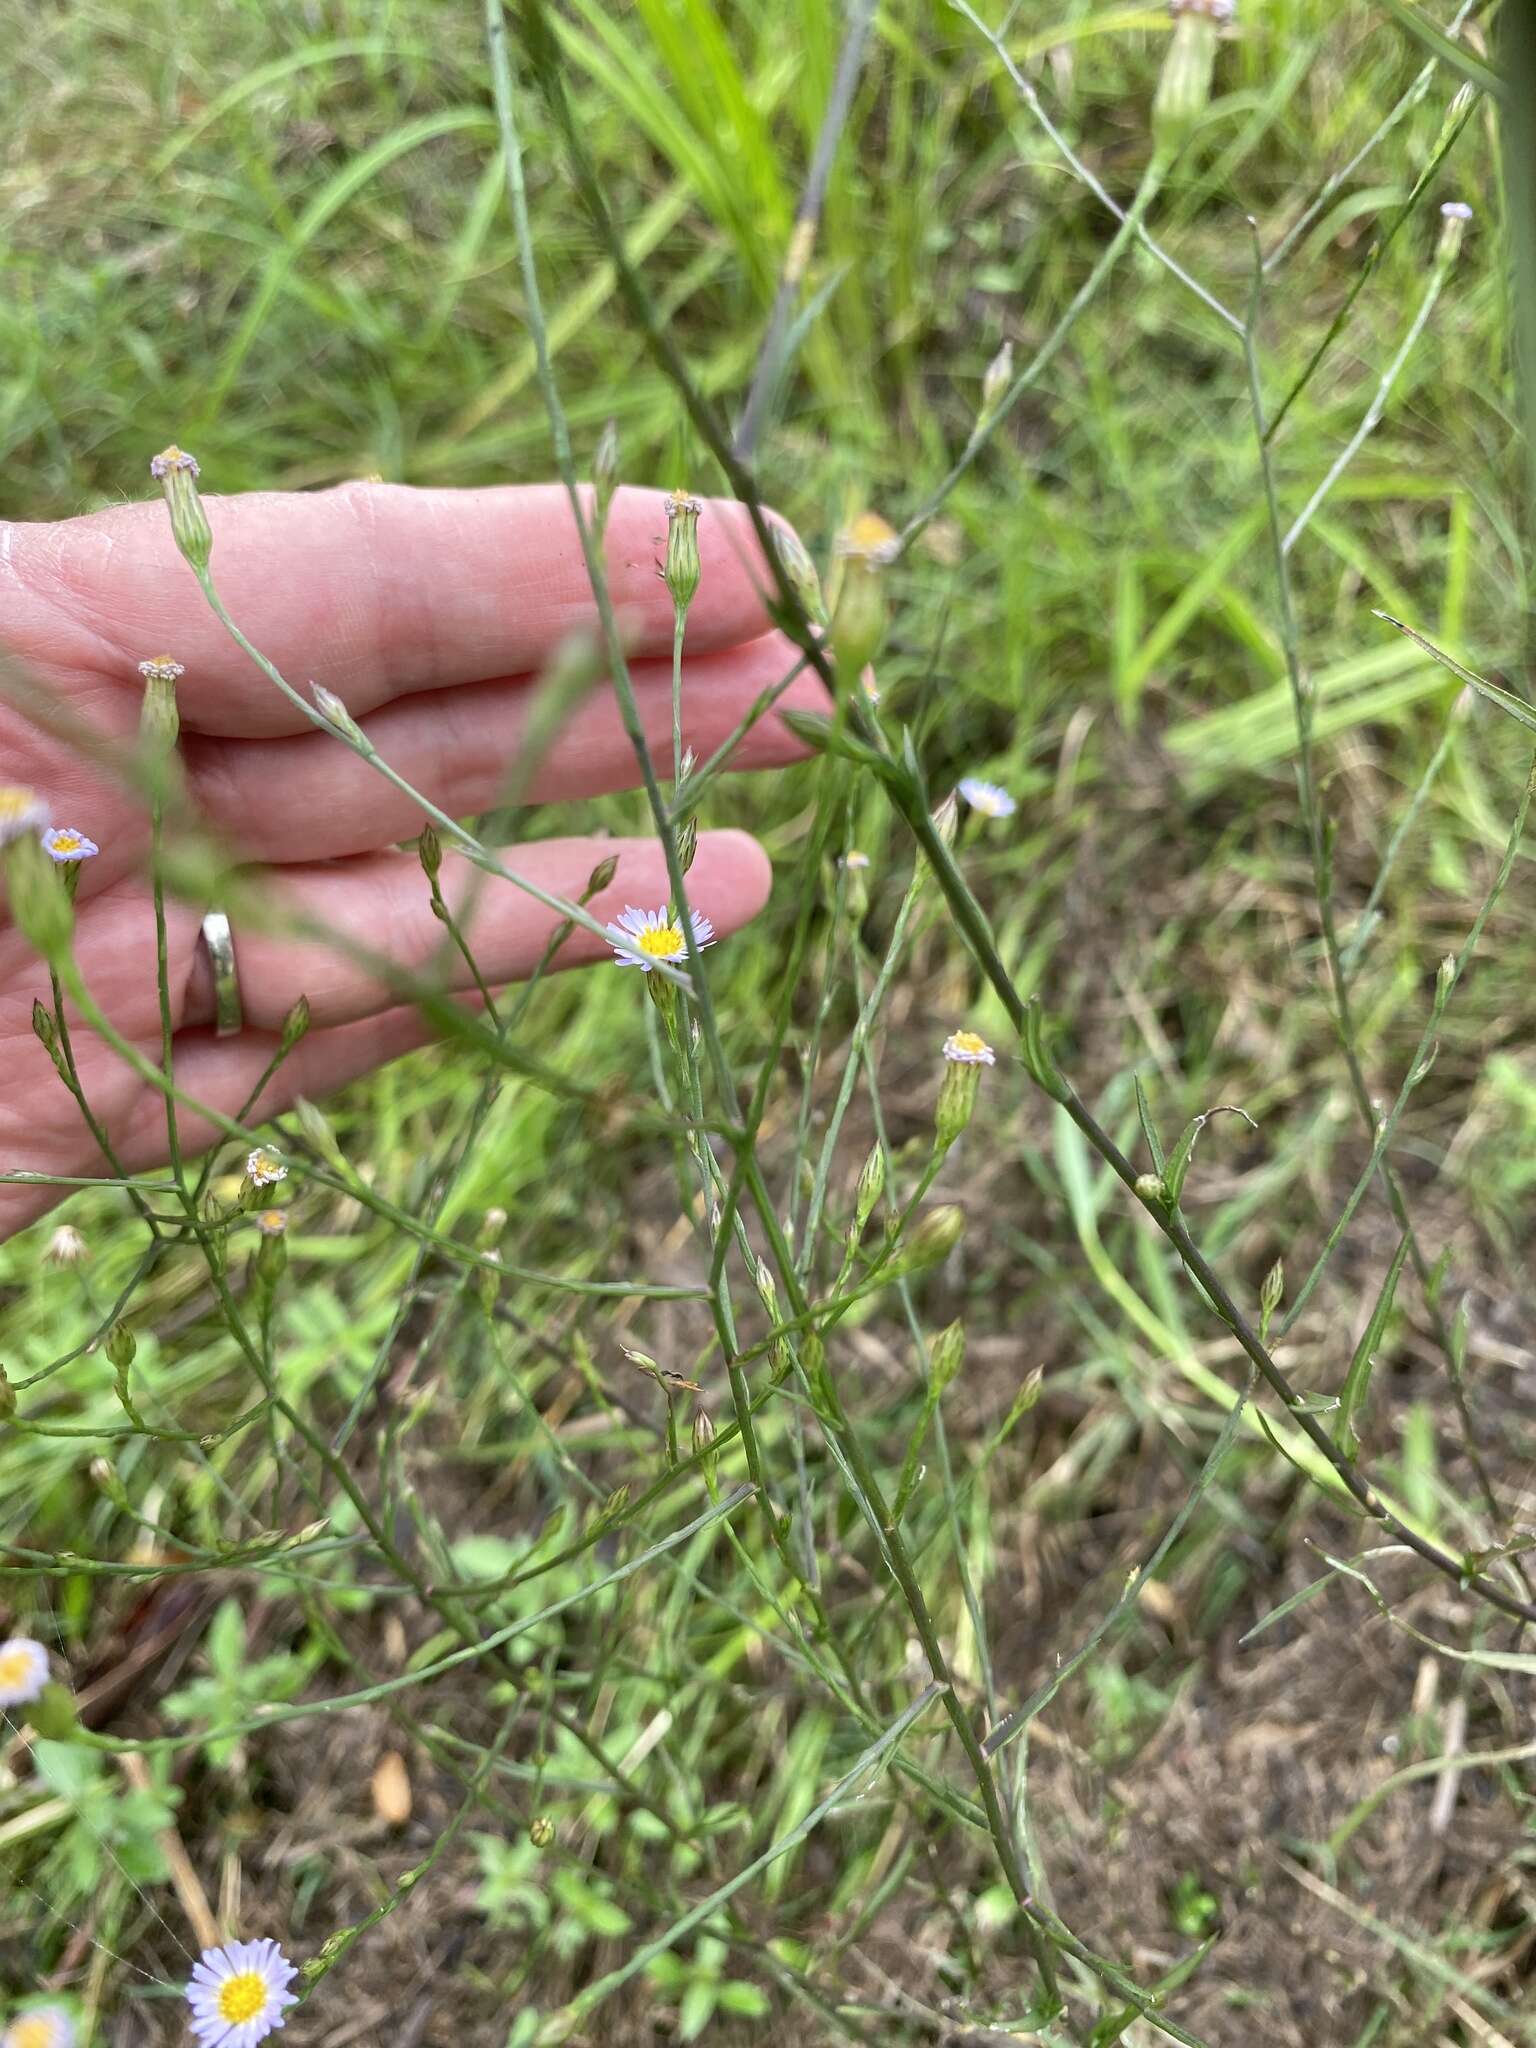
[[4, 1, 1536, 2043]]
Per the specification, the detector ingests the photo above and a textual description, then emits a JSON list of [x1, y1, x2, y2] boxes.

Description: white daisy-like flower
[[604, 905, 716, 972], [943, 1030, 996, 1067], [0, 788, 50, 849], [41, 827, 98, 865], [255, 1208, 287, 1239], [245, 1149, 287, 1189], [956, 776, 1016, 820], [1441, 201, 1473, 221], [842, 852, 871, 871], [137, 656, 185, 683], [0, 1638, 50, 1709], [185, 1939, 298, 2048], [2, 2005, 76, 2048], [45, 1225, 90, 1267]]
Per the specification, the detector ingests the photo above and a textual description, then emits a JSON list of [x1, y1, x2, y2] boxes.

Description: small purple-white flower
[[0, 1638, 50, 1709], [943, 1030, 996, 1067], [1441, 201, 1473, 222], [185, 1939, 298, 2048], [604, 904, 716, 972], [2, 2005, 76, 2048], [41, 828, 98, 865], [956, 776, 1016, 820], [149, 446, 200, 480], [245, 1149, 287, 1189], [842, 851, 871, 871]]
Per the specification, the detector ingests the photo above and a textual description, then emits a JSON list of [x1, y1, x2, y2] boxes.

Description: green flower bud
[[280, 995, 311, 1053], [930, 1319, 966, 1391], [2, 831, 74, 966], [663, 490, 703, 612], [770, 523, 828, 630], [31, 1000, 69, 1081], [586, 853, 619, 897], [891, 1204, 965, 1277], [1152, 0, 1231, 156], [104, 1321, 137, 1372], [831, 513, 897, 679], [529, 1814, 556, 1849], [137, 656, 185, 756], [150, 445, 213, 570], [1133, 1172, 1167, 1205], [1436, 200, 1472, 263], [979, 341, 1014, 428], [312, 681, 368, 747], [418, 827, 442, 884], [853, 1142, 885, 1234]]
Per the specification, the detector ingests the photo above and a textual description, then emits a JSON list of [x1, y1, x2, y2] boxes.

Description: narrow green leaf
[[1335, 1232, 1410, 1459], [1373, 610, 1536, 734]]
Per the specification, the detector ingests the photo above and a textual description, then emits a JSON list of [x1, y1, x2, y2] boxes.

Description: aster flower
[[2, 2005, 76, 2048], [943, 1030, 995, 1067], [255, 1209, 287, 1238], [150, 446, 200, 480], [956, 776, 1016, 820], [842, 852, 871, 871], [0, 1637, 50, 1709], [0, 788, 50, 848], [245, 1149, 287, 1189], [41, 828, 98, 865], [185, 1939, 298, 2048], [45, 1225, 90, 1267], [604, 905, 715, 972]]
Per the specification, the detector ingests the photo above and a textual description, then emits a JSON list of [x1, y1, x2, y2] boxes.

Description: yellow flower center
[[951, 1032, 988, 1058], [0, 1648, 35, 1691], [636, 923, 686, 961], [10, 2016, 59, 2048], [0, 787, 39, 823], [216, 1973, 268, 2025], [50, 832, 83, 854]]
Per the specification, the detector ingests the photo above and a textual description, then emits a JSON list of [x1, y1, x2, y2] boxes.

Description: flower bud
[[770, 523, 828, 630], [936, 1032, 994, 1149], [1437, 200, 1472, 263], [586, 853, 619, 897], [149, 445, 213, 570], [105, 1321, 137, 1371], [477, 1207, 508, 1249], [930, 1319, 965, 1391], [418, 827, 443, 884], [663, 490, 703, 612], [295, 1095, 345, 1170], [979, 341, 1014, 428], [1133, 1172, 1167, 1205], [675, 813, 698, 874], [691, 1405, 715, 1456], [831, 513, 897, 678], [31, 1000, 69, 1081], [280, 995, 311, 1053], [529, 1814, 556, 1849], [1259, 1257, 1283, 1337], [2, 830, 74, 965], [137, 656, 185, 756], [312, 681, 368, 747], [891, 1204, 965, 1277], [931, 791, 960, 849], [592, 419, 620, 542], [1153, 1, 1230, 156], [853, 1142, 885, 1234]]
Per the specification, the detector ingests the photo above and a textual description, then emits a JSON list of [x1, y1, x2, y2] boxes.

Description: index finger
[[10, 482, 789, 737]]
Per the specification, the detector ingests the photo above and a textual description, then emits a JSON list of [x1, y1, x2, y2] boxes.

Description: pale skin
[[0, 481, 824, 1241]]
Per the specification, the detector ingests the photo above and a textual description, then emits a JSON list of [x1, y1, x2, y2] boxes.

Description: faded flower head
[[0, 788, 49, 849], [137, 656, 186, 683], [0, 1637, 50, 1710], [150, 445, 200, 480], [42, 828, 98, 865], [45, 1225, 90, 1267], [943, 1030, 995, 1067], [255, 1209, 287, 1239], [2, 2007, 76, 2048], [185, 1939, 298, 2048], [836, 512, 899, 565], [245, 1149, 288, 1189], [956, 776, 1016, 820], [605, 904, 716, 972]]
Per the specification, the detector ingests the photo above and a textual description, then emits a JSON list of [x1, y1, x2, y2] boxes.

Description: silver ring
[[200, 909, 243, 1038]]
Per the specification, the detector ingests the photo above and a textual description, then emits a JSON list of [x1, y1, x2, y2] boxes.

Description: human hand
[[0, 480, 822, 1239]]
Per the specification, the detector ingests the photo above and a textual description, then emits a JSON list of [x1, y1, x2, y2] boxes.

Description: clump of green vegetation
[[2, 3, 1534, 2045]]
